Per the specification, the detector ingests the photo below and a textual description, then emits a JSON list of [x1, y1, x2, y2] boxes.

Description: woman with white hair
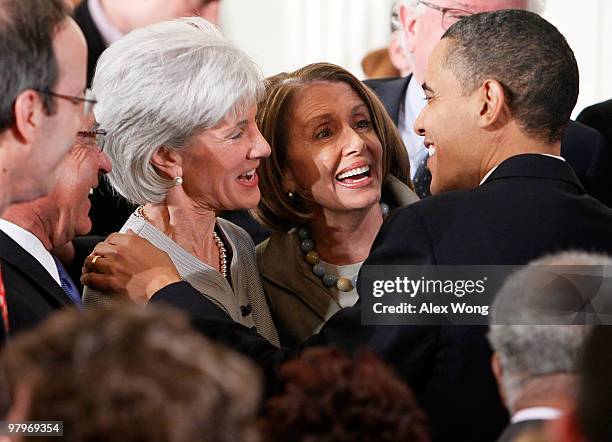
[[83, 17, 280, 347]]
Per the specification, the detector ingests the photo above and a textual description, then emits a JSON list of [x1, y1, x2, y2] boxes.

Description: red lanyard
[[0, 266, 8, 333]]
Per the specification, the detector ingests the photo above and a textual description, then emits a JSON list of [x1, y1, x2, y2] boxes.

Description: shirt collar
[[0, 219, 60, 285], [480, 154, 565, 186], [400, 76, 427, 178], [406, 75, 426, 122], [511, 407, 563, 424], [88, 0, 124, 46]]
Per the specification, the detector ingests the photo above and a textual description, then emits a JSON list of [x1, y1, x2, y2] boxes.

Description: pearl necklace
[[135, 206, 227, 278], [298, 202, 390, 293]]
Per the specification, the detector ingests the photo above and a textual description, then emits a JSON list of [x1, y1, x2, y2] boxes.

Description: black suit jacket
[[74, 0, 107, 87], [364, 76, 612, 207], [151, 154, 612, 441], [577, 98, 612, 149], [0, 231, 75, 337]]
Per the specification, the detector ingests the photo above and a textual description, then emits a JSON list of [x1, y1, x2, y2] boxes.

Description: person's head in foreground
[[0, 0, 89, 213], [0, 304, 261, 442], [414, 8, 577, 194], [255, 62, 411, 231], [488, 252, 610, 440], [397, 0, 547, 84], [260, 347, 430, 442]]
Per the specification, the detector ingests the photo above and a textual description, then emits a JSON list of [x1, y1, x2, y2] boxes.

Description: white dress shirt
[[398, 76, 427, 179], [480, 154, 566, 185], [511, 406, 562, 424], [0, 219, 60, 285]]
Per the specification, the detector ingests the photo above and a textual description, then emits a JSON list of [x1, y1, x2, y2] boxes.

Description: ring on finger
[[91, 255, 101, 266]]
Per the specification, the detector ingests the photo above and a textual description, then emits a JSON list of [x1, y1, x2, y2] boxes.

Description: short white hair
[[92, 17, 264, 205], [401, 0, 546, 16], [488, 251, 611, 411]]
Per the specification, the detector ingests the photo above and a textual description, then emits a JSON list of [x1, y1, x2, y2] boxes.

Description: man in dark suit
[[365, 0, 612, 205], [80, 10, 612, 442], [487, 252, 599, 442], [0, 0, 94, 339], [0, 124, 112, 336]]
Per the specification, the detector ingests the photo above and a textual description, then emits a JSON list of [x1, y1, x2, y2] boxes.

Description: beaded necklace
[[298, 202, 390, 292]]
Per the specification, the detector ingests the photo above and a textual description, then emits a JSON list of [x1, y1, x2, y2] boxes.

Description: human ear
[[12, 90, 45, 144], [400, 4, 418, 54], [150, 146, 182, 180], [281, 168, 297, 195], [491, 352, 507, 406], [477, 80, 508, 129]]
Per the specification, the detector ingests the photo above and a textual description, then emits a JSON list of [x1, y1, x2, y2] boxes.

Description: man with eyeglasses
[[0, 117, 111, 337], [0, 0, 92, 338], [365, 0, 612, 206]]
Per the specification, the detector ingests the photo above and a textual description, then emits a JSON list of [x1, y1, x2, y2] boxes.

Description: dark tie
[[53, 256, 84, 309], [413, 149, 432, 198]]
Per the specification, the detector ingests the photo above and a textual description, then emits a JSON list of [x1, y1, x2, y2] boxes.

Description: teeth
[[89, 188, 94, 195], [428, 146, 436, 157], [240, 169, 255, 178], [336, 165, 370, 180]]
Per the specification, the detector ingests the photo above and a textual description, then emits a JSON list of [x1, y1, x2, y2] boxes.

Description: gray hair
[[92, 17, 264, 205], [488, 251, 612, 410]]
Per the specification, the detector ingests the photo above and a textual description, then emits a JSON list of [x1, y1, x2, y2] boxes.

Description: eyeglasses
[[39, 88, 97, 116], [76, 124, 107, 152], [417, 0, 473, 30]]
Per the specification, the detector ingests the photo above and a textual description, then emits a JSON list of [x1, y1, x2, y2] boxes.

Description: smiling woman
[[82, 17, 279, 346], [253, 63, 418, 345]]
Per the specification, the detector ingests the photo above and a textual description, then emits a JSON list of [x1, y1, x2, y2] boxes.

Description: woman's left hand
[[82, 230, 181, 303]]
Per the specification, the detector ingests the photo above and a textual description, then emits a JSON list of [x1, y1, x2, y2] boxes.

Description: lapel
[[0, 230, 74, 307], [259, 231, 340, 322], [364, 75, 412, 125], [484, 153, 586, 193]]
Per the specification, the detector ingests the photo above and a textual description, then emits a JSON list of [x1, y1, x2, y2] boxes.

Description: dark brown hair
[[253, 62, 411, 231], [0, 0, 72, 130], [260, 347, 430, 442]]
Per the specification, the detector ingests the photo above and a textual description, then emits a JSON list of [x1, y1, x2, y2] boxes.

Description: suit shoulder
[[566, 120, 605, 141], [578, 98, 612, 123], [364, 76, 410, 91]]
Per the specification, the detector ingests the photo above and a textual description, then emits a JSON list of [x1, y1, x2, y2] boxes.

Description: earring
[[287, 191, 294, 199], [174, 176, 183, 186]]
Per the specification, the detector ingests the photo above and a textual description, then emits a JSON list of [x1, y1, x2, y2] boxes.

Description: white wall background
[[220, 0, 612, 117]]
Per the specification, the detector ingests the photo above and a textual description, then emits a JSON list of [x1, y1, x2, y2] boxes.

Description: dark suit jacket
[[364, 76, 612, 207], [151, 154, 612, 441], [0, 231, 76, 336], [577, 98, 612, 149], [74, 0, 106, 87], [497, 419, 546, 442]]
